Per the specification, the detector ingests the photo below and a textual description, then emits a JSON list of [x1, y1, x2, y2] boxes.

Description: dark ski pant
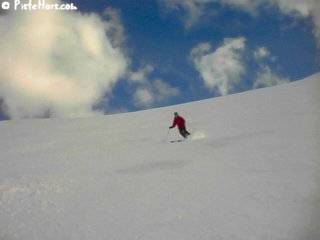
[[179, 127, 190, 138]]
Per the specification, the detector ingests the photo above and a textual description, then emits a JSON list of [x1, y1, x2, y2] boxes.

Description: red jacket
[[171, 116, 185, 129]]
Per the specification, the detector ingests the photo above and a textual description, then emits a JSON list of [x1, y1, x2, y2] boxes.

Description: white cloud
[[134, 88, 155, 107], [160, 0, 260, 28], [133, 79, 180, 107], [253, 46, 289, 89], [129, 65, 154, 83], [160, 0, 210, 28], [270, 0, 320, 46], [254, 47, 270, 60], [0, 0, 128, 119], [160, 0, 259, 28], [271, 0, 314, 16], [103, 7, 125, 47], [153, 79, 180, 100], [191, 37, 246, 95], [130, 66, 179, 107], [253, 66, 290, 89], [160, 0, 320, 45], [220, 0, 261, 12]]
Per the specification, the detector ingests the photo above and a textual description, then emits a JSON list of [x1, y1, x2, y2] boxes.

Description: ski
[[170, 139, 185, 143]]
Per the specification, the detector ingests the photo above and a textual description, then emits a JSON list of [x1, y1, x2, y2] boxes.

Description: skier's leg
[[179, 128, 187, 138], [179, 128, 188, 138], [183, 127, 190, 137]]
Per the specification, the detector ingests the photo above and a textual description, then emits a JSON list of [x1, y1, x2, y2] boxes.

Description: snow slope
[[0, 74, 319, 240]]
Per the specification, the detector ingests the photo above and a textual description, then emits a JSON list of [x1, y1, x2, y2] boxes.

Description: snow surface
[[0, 74, 319, 240]]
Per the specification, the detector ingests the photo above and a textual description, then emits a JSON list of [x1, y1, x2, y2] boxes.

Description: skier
[[169, 112, 191, 138]]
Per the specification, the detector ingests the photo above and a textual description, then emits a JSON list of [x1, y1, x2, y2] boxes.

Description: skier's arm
[[169, 118, 177, 128]]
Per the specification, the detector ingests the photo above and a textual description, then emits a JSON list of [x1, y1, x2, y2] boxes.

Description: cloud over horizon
[[254, 66, 290, 89], [252, 46, 290, 89], [129, 66, 180, 107], [0, 0, 128, 119]]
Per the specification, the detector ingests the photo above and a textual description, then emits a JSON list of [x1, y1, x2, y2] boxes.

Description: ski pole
[[165, 128, 171, 142]]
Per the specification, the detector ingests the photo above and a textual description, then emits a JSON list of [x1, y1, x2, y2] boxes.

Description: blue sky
[[0, 0, 319, 120], [99, 0, 319, 112]]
